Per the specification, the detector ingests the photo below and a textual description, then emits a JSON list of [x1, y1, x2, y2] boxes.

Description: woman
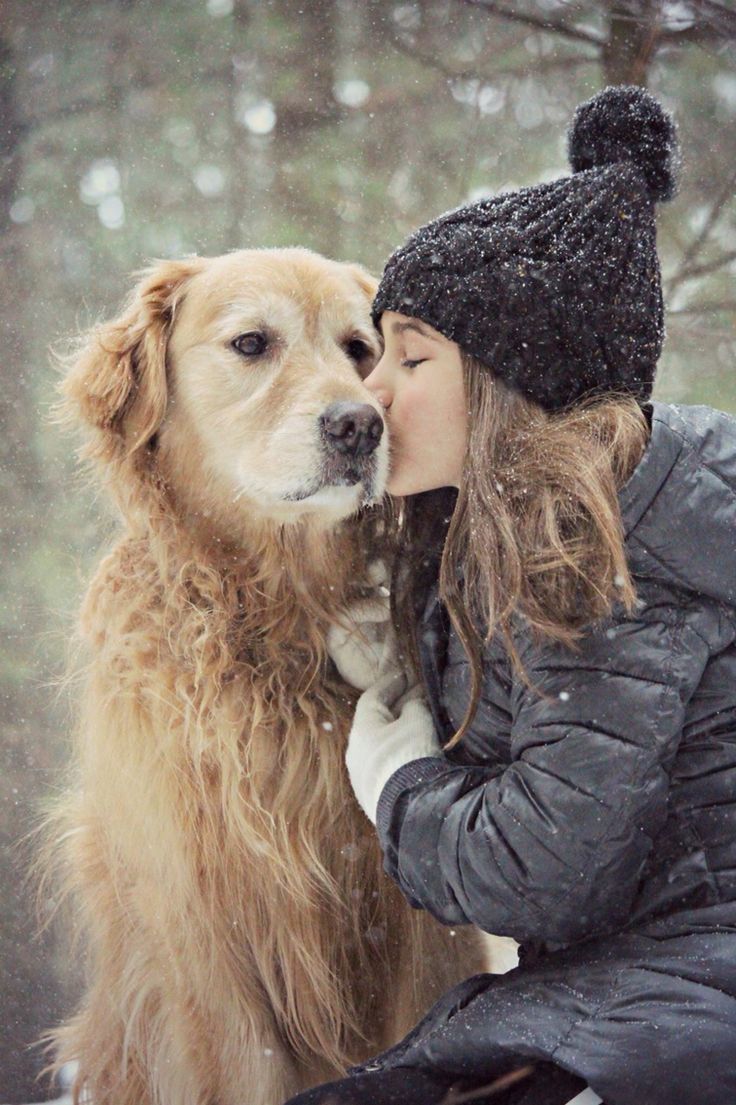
[[285, 86, 736, 1105]]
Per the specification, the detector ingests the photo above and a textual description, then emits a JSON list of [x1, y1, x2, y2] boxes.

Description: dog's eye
[[232, 332, 268, 357], [344, 338, 371, 363]]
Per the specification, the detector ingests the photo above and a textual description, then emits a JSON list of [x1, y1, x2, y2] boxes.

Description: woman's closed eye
[[401, 358, 427, 369]]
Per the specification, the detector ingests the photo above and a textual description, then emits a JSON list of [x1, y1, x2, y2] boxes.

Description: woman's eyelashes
[[401, 357, 427, 369]]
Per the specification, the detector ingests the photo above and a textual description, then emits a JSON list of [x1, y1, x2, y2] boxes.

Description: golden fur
[[44, 249, 486, 1105]]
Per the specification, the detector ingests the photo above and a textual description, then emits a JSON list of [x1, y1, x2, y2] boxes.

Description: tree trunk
[[269, 0, 342, 255], [602, 0, 661, 86]]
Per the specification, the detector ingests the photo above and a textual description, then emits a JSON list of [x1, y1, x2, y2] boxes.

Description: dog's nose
[[320, 402, 384, 456]]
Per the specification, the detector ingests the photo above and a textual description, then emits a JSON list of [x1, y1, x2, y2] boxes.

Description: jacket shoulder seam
[[658, 418, 736, 505]]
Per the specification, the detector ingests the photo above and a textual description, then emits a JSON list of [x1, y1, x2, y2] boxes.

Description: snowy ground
[[488, 933, 519, 973]]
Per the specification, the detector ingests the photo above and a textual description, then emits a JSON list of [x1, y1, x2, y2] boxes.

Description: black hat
[[372, 86, 681, 411]]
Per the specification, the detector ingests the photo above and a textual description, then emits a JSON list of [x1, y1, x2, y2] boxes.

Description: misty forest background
[[2, 1, 736, 1100]]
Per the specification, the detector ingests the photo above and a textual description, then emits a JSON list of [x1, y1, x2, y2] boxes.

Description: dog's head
[[59, 248, 388, 534]]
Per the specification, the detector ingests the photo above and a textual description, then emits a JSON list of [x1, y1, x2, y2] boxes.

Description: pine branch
[[666, 167, 736, 295], [659, 0, 736, 42], [668, 250, 736, 286], [387, 26, 592, 81], [457, 0, 606, 47], [668, 301, 736, 315]]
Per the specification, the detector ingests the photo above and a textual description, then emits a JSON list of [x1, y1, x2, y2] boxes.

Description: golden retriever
[[45, 248, 487, 1105]]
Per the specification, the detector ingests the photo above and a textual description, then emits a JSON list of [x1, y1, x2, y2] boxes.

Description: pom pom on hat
[[568, 85, 680, 202]]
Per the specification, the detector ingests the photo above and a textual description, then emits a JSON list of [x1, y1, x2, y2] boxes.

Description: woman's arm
[[375, 607, 710, 944]]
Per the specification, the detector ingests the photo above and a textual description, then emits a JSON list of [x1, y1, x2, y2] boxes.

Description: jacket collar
[[417, 579, 455, 743], [618, 401, 687, 537]]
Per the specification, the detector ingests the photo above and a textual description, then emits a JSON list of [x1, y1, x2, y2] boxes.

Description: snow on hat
[[372, 85, 681, 411]]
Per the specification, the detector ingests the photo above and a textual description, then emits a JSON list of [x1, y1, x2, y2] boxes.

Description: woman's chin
[[386, 473, 416, 497], [386, 473, 454, 498]]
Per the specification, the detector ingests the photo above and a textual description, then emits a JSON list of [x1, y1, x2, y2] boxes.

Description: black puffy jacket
[[367, 402, 736, 1105]]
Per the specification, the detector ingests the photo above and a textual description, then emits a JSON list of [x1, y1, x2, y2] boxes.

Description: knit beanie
[[372, 85, 681, 411]]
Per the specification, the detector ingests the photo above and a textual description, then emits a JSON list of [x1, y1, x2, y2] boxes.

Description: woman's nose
[[363, 361, 392, 409]]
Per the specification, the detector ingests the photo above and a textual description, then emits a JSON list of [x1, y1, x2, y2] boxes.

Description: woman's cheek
[[397, 384, 431, 431]]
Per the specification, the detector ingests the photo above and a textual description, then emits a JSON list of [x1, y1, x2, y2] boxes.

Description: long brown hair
[[391, 355, 650, 749]]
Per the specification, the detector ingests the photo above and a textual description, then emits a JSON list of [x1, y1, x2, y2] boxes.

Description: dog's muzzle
[[282, 402, 386, 504]]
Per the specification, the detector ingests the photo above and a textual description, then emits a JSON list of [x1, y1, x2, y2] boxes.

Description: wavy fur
[[41, 250, 485, 1105]]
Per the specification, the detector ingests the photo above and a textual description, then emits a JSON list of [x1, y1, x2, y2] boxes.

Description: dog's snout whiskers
[[320, 401, 384, 458]]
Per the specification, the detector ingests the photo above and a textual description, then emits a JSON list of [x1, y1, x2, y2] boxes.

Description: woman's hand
[[327, 594, 390, 692], [345, 631, 442, 824]]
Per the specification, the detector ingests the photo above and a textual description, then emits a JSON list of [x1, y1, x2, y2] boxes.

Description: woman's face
[[363, 311, 468, 497]]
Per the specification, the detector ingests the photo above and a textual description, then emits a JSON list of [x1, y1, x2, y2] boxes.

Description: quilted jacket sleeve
[[375, 606, 711, 944]]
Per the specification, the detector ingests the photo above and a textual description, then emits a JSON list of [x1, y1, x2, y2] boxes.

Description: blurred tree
[[460, 0, 736, 84], [0, 17, 70, 1102], [0, 1, 733, 1099]]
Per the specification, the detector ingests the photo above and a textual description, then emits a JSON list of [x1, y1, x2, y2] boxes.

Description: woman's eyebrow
[[391, 320, 439, 341]]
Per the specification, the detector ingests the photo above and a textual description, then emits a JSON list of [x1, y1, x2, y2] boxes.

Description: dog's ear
[[346, 263, 378, 303], [58, 257, 204, 462]]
